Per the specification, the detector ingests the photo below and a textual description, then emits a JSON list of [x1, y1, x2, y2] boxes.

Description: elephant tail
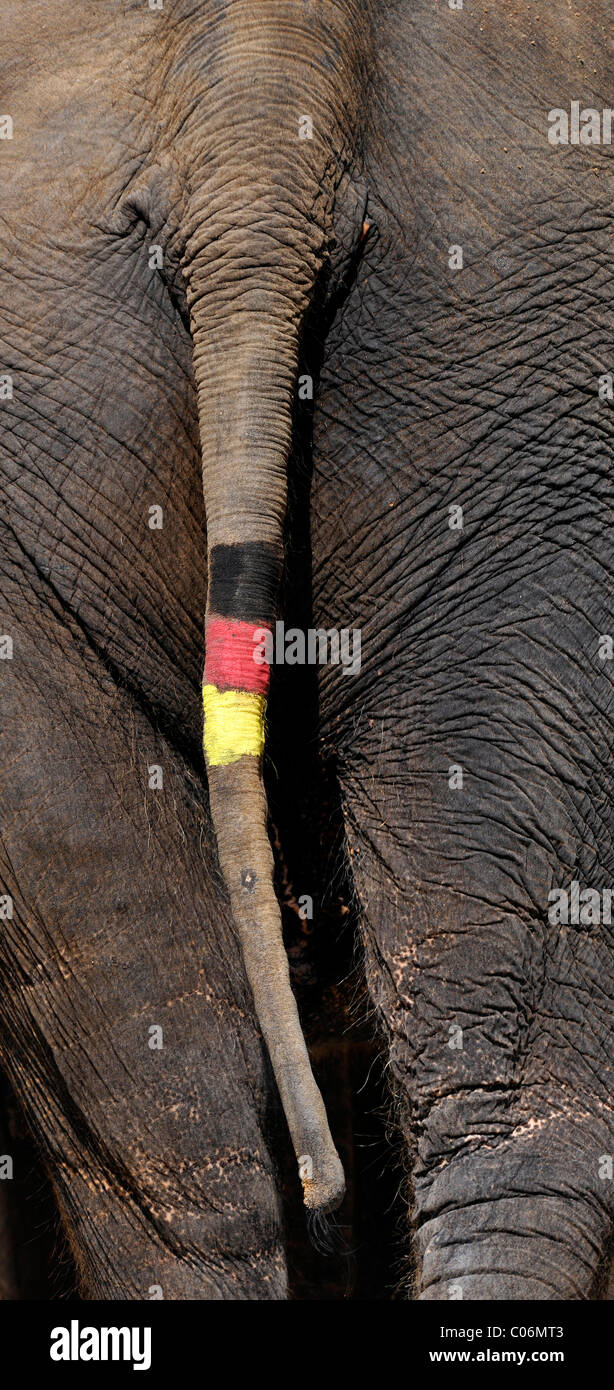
[[200, 500, 345, 1216], [167, 0, 374, 1225]]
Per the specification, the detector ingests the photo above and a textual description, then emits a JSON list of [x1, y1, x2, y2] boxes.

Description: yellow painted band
[[202, 685, 266, 766]]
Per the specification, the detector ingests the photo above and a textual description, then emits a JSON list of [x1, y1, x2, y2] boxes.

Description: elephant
[[1, 0, 614, 1301]]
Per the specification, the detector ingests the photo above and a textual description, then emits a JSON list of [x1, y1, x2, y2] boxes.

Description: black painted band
[[208, 542, 282, 625]]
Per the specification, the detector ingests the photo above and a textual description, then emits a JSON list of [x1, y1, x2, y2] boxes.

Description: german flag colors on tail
[[202, 542, 280, 768]]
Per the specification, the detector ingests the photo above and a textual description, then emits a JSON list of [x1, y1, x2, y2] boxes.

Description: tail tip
[[299, 1151, 345, 1217]]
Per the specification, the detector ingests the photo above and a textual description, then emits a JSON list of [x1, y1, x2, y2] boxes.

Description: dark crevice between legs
[[0, 1068, 76, 1299]]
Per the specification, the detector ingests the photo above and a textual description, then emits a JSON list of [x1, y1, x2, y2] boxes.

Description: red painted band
[[204, 617, 271, 693]]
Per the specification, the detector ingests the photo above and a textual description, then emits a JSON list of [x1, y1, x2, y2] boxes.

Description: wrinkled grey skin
[[1, 0, 614, 1300]]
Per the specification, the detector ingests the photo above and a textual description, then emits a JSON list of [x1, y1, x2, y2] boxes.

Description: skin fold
[[0, 0, 613, 1298]]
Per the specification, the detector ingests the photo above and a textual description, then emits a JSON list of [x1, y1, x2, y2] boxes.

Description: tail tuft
[[306, 1207, 348, 1258]]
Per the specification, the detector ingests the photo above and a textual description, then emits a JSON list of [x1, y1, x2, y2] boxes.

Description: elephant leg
[[317, 512, 614, 1291], [352, 831, 614, 1300], [0, 572, 286, 1300]]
